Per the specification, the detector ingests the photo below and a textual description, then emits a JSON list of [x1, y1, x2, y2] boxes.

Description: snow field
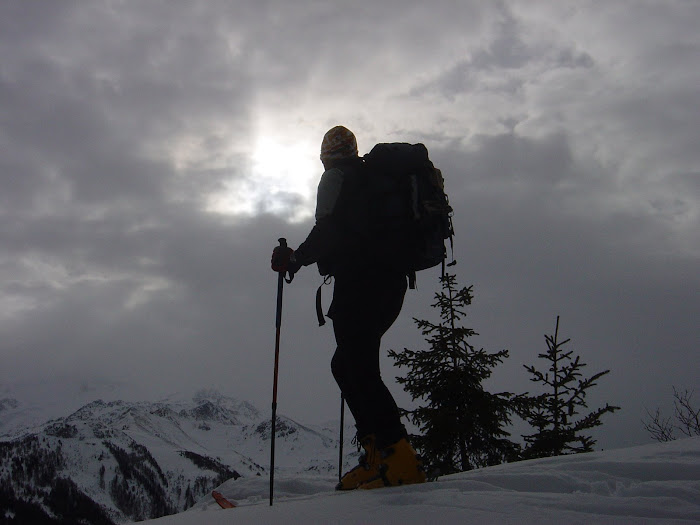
[[146, 437, 700, 524]]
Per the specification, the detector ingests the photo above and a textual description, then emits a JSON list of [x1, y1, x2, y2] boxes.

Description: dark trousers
[[328, 271, 408, 449]]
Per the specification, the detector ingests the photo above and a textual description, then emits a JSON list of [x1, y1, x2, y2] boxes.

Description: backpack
[[362, 142, 454, 288]]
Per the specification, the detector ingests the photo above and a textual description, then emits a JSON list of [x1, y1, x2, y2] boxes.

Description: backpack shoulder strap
[[315, 168, 345, 221]]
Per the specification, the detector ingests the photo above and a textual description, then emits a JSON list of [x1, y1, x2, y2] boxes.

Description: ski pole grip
[[275, 237, 293, 284]]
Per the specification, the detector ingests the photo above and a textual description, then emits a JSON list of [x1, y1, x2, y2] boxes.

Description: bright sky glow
[[207, 135, 319, 222]]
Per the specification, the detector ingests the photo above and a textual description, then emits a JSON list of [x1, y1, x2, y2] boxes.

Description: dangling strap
[[446, 233, 457, 268], [315, 276, 332, 327], [408, 270, 416, 290], [446, 216, 457, 268], [315, 284, 325, 326]]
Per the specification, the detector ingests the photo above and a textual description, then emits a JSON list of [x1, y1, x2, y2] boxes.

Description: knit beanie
[[320, 126, 358, 163]]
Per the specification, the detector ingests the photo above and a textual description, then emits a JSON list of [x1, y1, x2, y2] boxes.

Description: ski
[[212, 490, 236, 509]]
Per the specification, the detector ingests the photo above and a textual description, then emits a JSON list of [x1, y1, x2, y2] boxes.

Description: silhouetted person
[[272, 126, 425, 489]]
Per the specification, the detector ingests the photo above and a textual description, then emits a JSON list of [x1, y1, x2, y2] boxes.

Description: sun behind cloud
[[207, 133, 320, 222]]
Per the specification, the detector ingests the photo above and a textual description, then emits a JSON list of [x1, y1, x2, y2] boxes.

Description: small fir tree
[[521, 316, 620, 458], [388, 273, 521, 475]]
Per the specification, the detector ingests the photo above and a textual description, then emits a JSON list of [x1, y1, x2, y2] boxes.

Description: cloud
[[0, 0, 698, 451]]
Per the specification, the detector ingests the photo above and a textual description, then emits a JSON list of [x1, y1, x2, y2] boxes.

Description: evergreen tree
[[388, 273, 522, 475], [521, 316, 620, 458]]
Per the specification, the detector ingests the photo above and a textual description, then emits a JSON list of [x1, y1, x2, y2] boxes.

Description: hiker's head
[[320, 126, 358, 169]]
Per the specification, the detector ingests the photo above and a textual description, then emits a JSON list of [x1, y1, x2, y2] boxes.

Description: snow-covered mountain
[[0, 389, 354, 524]]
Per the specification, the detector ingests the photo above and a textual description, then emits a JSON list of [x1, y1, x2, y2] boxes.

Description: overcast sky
[[1, 1, 698, 449]]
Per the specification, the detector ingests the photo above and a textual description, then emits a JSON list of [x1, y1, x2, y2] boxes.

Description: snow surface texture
[[146, 437, 700, 525]]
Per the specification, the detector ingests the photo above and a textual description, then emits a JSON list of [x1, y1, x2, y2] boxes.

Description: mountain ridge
[[0, 389, 353, 524]]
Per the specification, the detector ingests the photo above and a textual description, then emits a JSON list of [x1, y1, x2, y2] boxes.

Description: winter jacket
[[294, 157, 374, 277]]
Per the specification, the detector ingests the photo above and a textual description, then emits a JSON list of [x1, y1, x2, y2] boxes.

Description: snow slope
[[146, 437, 700, 524]]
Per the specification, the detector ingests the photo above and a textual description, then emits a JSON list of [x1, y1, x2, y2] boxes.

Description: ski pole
[[270, 237, 287, 506], [338, 394, 345, 483]]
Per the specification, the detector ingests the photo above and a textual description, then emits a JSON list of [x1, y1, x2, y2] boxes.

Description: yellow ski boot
[[336, 435, 381, 490], [358, 438, 426, 490]]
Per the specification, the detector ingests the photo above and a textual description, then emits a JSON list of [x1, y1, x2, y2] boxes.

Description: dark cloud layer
[[1, 1, 699, 450]]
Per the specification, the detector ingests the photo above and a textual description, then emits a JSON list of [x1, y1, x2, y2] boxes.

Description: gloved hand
[[287, 253, 302, 276], [271, 244, 303, 280], [271, 245, 294, 274]]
